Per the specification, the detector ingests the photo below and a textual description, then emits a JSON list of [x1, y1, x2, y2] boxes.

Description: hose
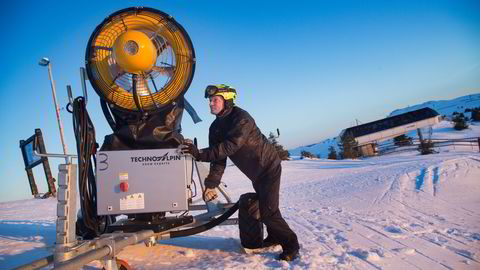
[[169, 201, 239, 238]]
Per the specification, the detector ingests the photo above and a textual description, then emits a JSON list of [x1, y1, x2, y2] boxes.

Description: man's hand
[[203, 188, 218, 202], [180, 141, 200, 160]]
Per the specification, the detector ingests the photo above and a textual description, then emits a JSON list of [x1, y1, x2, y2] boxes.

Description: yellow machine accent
[[87, 9, 195, 112], [113, 30, 157, 74]]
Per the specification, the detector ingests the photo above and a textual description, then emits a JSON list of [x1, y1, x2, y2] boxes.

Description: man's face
[[209, 95, 225, 115]]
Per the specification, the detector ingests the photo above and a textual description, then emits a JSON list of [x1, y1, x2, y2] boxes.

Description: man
[[181, 84, 300, 261]]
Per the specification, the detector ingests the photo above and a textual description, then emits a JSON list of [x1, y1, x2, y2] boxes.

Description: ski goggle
[[204, 84, 236, 100]]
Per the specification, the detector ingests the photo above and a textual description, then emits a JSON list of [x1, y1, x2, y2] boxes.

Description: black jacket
[[199, 106, 281, 188]]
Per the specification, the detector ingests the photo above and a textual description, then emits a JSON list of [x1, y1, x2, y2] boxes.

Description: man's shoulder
[[232, 106, 247, 113], [210, 107, 254, 129], [231, 106, 253, 119], [209, 118, 219, 129]]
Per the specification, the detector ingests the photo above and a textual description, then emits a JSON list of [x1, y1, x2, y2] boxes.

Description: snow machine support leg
[[13, 255, 54, 270], [54, 163, 78, 264], [102, 259, 118, 270]]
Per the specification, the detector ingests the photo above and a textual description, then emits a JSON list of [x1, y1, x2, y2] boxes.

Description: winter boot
[[277, 248, 300, 261], [262, 235, 280, 248]]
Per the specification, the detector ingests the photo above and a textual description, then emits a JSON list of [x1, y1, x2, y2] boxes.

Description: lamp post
[[39, 57, 69, 163]]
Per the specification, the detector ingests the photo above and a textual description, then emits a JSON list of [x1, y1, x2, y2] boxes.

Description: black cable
[[72, 97, 106, 238], [170, 202, 239, 238], [131, 74, 144, 113]]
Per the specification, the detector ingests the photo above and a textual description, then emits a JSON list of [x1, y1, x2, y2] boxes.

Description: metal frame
[[19, 129, 56, 197], [16, 145, 237, 270]]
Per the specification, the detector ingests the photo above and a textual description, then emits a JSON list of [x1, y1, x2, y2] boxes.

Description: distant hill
[[389, 93, 480, 117], [288, 93, 480, 157]]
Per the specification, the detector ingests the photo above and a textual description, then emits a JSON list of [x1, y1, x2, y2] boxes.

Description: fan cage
[[85, 7, 195, 112]]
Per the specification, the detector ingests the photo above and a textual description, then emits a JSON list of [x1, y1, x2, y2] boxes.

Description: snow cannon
[[74, 6, 241, 236], [85, 7, 197, 149]]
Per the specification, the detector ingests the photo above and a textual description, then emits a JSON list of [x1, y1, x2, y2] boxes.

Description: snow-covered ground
[[1, 140, 479, 269], [1, 94, 479, 269]]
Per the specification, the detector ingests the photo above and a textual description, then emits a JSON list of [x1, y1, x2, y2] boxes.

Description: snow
[[1, 94, 480, 269], [1, 140, 479, 269]]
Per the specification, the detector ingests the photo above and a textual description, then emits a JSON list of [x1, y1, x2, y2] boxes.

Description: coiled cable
[[72, 97, 107, 238]]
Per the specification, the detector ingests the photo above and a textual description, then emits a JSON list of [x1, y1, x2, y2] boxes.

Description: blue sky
[[0, 0, 479, 202]]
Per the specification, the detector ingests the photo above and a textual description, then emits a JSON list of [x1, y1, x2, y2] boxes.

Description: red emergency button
[[120, 181, 129, 192]]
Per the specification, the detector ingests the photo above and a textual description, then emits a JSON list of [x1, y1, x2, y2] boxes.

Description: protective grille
[[86, 7, 195, 112]]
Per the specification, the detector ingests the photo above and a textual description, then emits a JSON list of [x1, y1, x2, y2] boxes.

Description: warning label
[[120, 193, 145, 210]]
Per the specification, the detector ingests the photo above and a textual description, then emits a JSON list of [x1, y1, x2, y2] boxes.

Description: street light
[[39, 57, 69, 163]]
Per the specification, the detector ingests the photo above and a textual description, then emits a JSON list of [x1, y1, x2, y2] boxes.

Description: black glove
[[180, 142, 201, 160]]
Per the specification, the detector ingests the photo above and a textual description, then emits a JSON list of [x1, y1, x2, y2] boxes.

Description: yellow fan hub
[[113, 30, 157, 74]]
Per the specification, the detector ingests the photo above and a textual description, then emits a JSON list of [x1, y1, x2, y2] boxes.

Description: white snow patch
[[1, 95, 480, 269]]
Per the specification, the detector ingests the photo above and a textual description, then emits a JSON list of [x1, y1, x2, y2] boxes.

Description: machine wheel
[[115, 259, 132, 270], [102, 258, 132, 270], [238, 193, 264, 249]]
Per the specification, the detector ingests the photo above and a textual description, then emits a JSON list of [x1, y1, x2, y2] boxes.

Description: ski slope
[[1, 147, 479, 269], [1, 95, 480, 269]]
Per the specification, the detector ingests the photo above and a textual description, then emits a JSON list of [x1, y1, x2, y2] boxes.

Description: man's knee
[[257, 187, 279, 215]]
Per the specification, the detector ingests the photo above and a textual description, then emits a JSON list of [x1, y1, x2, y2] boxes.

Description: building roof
[[342, 107, 439, 138]]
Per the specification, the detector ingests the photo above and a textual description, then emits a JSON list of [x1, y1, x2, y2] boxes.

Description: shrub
[[267, 132, 290, 160], [327, 146, 338, 159], [300, 150, 314, 159], [452, 113, 468, 130], [339, 132, 359, 159], [418, 140, 435, 155]]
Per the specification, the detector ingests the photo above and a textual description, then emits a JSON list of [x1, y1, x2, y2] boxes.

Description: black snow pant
[[252, 164, 299, 252]]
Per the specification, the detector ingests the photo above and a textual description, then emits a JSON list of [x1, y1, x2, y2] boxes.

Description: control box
[[96, 149, 192, 215]]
